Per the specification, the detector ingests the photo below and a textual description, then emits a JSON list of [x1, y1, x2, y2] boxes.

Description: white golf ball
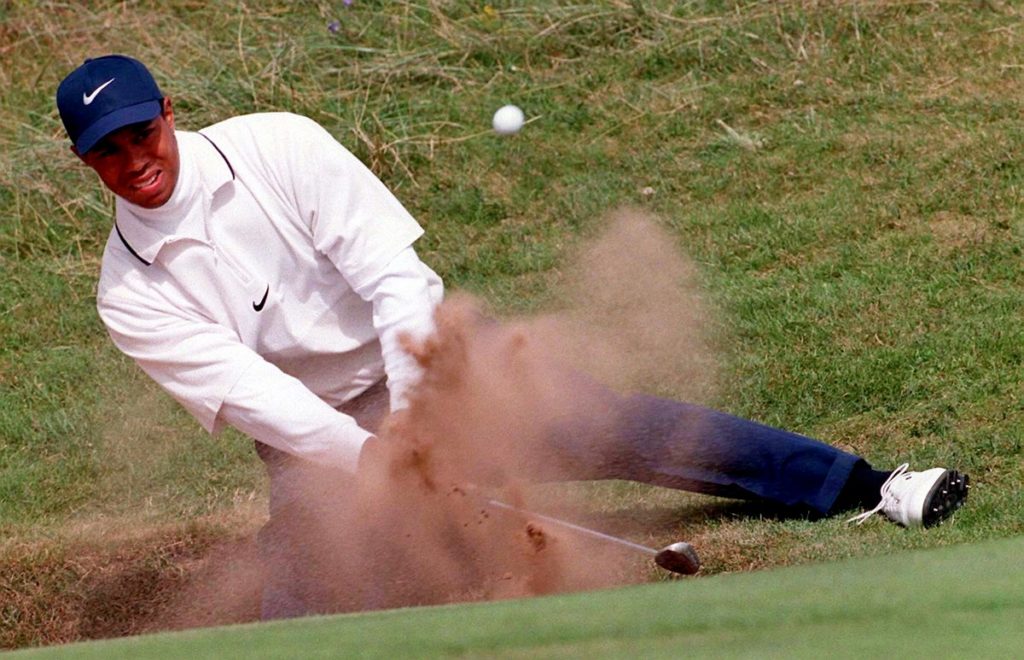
[[492, 104, 525, 135]]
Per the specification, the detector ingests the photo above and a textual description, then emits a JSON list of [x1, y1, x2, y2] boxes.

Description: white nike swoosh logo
[[83, 78, 115, 105]]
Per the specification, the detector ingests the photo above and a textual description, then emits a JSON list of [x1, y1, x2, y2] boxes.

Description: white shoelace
[[846, 463, 910, 525]]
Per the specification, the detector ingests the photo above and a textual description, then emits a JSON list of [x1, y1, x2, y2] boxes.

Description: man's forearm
[[357, 247, 440, 411], [219, 357, 373, 471]]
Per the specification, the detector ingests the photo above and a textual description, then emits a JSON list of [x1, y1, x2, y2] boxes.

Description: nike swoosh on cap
[[83, 78, 115, 105]]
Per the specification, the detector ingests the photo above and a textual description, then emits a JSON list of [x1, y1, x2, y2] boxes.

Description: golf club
[[482, 497, 700, 575]]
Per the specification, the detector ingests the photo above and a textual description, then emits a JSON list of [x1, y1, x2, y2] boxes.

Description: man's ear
[[162, 97, 175, 130]]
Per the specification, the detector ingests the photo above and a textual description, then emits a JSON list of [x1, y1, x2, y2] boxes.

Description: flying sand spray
[[482, 497, 700, 575]]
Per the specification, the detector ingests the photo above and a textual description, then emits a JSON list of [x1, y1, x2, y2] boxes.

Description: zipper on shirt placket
[[207, 238, 257, 288], [203, 193, 253, 287]]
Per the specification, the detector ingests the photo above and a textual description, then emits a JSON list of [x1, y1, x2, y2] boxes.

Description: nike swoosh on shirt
[[83, 78, 116, 105], [253, 286, 270, 312]]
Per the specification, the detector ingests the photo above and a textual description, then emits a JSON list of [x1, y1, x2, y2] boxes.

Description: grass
[[10, 535, 1024, 658], [2, 0, 1024, 649]]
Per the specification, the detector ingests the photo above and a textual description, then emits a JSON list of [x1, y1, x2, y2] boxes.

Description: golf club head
[[654, 541, 700, 575]]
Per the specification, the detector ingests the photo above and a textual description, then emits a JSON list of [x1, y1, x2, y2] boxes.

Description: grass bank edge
[[13, 535, 1023, 658]]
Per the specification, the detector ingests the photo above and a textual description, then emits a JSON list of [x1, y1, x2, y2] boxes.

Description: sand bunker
[[151, 208, 717, 627]]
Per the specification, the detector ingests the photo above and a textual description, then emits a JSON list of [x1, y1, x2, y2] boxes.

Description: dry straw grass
[[2, 0, 955, 254]]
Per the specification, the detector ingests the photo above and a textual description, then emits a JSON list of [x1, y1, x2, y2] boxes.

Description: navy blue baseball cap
[[56, 55, 164, 154]]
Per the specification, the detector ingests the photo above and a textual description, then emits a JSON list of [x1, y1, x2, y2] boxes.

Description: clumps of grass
[[0, 520, 247, 650], [714, 118, 766, 151]]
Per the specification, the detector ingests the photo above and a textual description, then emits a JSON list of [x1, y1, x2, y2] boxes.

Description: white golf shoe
[[847, 463, 969, 528]]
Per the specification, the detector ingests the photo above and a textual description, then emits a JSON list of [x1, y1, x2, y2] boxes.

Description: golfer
[[57, 55, 968, 619]]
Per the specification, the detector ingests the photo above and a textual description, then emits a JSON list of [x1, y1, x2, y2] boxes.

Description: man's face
[[74, 98, 180, 209]]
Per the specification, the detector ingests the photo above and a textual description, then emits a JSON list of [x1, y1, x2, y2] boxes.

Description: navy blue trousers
[[256, 380, 864, 618]]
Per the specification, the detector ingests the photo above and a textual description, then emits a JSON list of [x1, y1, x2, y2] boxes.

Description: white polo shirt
[[97, 112, 443, 471]]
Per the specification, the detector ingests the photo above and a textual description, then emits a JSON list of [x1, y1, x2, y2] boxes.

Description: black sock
[[831, 461, 892, 514]]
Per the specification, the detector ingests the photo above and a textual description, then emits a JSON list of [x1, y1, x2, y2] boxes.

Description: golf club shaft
[[483, 498, 657, 557]]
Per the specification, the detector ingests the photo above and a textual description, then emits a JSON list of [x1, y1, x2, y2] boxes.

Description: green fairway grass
[[11, 536, 1024, 658], [4, 0, 1024, 649]]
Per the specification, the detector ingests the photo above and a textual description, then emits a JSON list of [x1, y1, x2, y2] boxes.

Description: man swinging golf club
[[57, 54, 969, 619]]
